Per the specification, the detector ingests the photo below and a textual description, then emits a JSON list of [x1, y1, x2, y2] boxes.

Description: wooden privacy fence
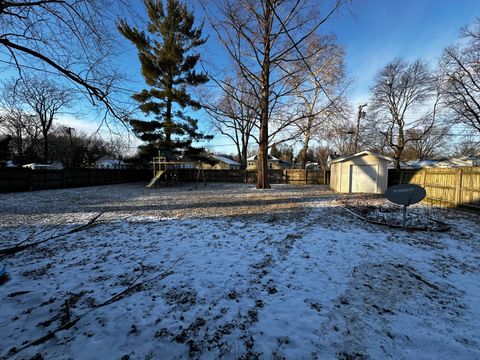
[[0, 168, 151, 193], [0, 168, 330, 193], [389, 167, 480, 210], [176, 169, 329, 185]]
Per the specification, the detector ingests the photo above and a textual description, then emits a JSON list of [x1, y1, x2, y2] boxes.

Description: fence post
[[455, 168, 462, 206]]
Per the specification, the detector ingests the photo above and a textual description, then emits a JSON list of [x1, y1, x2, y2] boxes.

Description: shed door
[[350, 164, 377, 193]]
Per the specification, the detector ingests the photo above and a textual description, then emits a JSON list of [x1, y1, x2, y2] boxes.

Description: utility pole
[[354, 103, 367, 153]]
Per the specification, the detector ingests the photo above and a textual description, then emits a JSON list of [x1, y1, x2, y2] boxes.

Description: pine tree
[[117, 0, 211, 160]]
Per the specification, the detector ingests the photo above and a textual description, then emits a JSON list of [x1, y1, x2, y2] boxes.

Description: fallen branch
[[272, 332, 294, 359], [0, 213, 104, 258], [3, 255, 184, 359], [96, 255, 185, 308], [95, 263, 147, 308]]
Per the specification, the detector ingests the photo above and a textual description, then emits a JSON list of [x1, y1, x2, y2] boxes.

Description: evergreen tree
[[117, 0, 211, 160]]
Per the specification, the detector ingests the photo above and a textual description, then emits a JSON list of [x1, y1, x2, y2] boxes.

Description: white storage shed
[[330, 151, 393, 194]]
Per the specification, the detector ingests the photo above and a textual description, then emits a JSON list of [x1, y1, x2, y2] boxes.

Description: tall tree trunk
[[164, 79, 173, 160], [300, 139, 309, 169], [301, 115, 313, 169], [257, 123, 269, 188], [256, 2, 272, 189], [241, 142, 247, 170], [394, 149, 402, 170], [235, 138, 242, 169], [395, 122, 405, 170]]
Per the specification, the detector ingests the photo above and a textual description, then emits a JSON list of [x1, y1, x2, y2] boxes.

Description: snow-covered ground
[[0, 183, 479, 360]]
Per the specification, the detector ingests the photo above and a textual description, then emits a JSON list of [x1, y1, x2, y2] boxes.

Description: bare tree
[[289, 33, 347, 168], [47, 127, 129, 167], [205, 0, 347, 188], [311, 145, 331, 169], [370, 58, 440, 169], [0, 111, 41, 164], [9, 77, 74, 162], [321, 112, 356, 155], [451, 134, 480, 157], [0, 108, 26, 163], [358, 115, 390, 154], [403, 125, 450, 160], [0, 87, 42, 164], [204, 76, 259, 169], [105, 135, 131, 160], [0, 0, 130, 119], [439, 18, 480, 133]]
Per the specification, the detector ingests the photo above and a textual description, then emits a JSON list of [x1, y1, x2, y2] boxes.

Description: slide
[[145, 170, 166, 188]]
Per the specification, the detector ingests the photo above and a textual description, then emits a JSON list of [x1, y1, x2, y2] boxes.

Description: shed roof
[[331, 151, 394, 164]]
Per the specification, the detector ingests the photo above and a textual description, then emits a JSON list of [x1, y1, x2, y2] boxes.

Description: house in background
[[175, 155, 198, 169], [462, 155, 480, 166], [246, 154, 291, 170], [405, 157, 480, 168], [330, 151, 393, 194], [387, 160, 411, 169], [203, 155, 241, 170], [95, 157, 128, 169], [305, 162, 320, 170], [23, 161, 64, 170]]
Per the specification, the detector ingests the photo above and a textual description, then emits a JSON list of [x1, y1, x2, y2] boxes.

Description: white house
[[246, 154, 291, 170], [95, 158, 128, 169], [22, 162, 64, 170], [406, 157, 480, 168], [204, 155, 241, 170]]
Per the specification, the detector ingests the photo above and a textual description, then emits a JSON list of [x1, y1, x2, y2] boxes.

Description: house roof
[[22, 162, 64, 169], [407, 158, 473, 168], [247, 154, 280, 161], [388, 160, 411, 169], [331, 151, 394, 164], [96, 159, 125, 164], [210, 155, 240, 166], [176, 155, 198, 163]]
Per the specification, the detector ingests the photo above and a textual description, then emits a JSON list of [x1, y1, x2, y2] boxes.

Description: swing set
[[146, 156, 206, 188]]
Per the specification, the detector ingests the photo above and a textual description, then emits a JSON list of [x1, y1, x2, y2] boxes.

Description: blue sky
[[196, 0, 480, 152], [2, 0, 480, 154], [330, 0, 480, 105]]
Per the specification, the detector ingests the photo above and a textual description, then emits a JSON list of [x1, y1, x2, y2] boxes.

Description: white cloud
[[55, 114, 102, 134]]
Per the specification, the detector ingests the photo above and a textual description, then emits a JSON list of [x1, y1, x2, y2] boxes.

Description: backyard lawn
[[0, 183, 479, 359]]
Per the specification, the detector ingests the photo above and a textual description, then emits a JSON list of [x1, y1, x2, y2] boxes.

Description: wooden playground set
[[146, 156, 206, 188]]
